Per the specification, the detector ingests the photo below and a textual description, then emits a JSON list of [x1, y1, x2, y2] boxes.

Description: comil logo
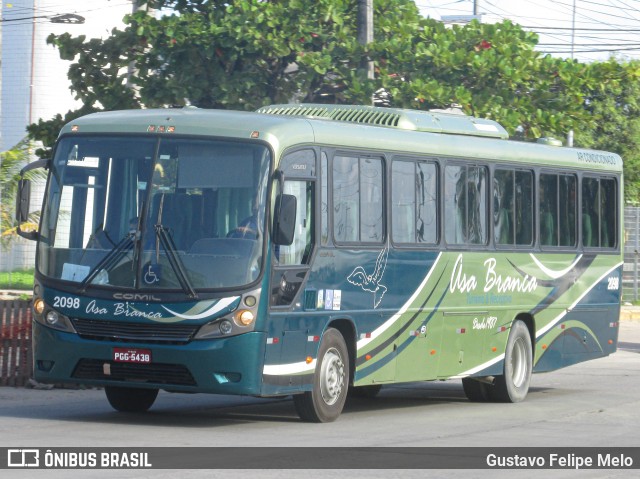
[[8, 449, 39, 468]]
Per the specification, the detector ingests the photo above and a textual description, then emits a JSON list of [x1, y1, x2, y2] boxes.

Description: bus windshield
[[38, 135, 271, 293]]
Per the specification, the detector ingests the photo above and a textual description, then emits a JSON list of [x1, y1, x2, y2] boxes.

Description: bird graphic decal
[[347, 246, 389, 308]]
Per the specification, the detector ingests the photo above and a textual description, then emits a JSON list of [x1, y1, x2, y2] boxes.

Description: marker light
[[235, 310, 255, 326], [244, 295, 257, 307], [33, 298, 45, 315]]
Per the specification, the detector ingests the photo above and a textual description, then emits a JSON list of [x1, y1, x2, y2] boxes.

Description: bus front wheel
[[293, 328, 349, 422], [492, 320, 532, 403], [105, 386, 158, 412]]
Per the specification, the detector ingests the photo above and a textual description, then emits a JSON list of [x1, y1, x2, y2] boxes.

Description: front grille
[[71, 318, 199, 344], [72, 359, 197, 386]]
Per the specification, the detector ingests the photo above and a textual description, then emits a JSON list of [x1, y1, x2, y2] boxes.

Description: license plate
[[113, 348, 152, 364]]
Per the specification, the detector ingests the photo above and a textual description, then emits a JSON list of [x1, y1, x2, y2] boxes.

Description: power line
[[522, 26, 640, 31]]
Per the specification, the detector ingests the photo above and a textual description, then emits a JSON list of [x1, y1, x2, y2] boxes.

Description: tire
[[293, 328, 349, 422], [462, 377, 492, 402], [492, 320, 533, 403], [105, 386, 158, 412], [349, 384, 382, 399]]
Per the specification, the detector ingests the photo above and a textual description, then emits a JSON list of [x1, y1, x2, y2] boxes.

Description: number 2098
[[53, 296, 80, 309]]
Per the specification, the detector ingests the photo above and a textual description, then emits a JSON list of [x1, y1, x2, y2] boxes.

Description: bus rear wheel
[[492, 320, 532, 403], [105, 386, 158, 412], [293, 328, 349, 422]]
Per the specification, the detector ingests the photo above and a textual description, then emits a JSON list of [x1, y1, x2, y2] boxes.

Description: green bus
[[17, 104, 623, 422]]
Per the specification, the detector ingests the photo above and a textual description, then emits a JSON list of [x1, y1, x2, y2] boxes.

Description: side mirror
[[15, 179, 38, 240], [16, 179, 31, 223], [14, 159, 48, 241], [272, 193, 297, 246]]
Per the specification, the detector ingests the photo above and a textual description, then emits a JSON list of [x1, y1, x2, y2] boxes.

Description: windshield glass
[[38, 135, 270, 292]]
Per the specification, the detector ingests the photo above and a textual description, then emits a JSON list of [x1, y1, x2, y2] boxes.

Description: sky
[[418, 0, 640, 63]]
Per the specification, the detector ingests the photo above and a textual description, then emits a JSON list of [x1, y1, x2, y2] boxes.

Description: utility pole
[[357, 0, 374, 80], [126, 0, 154, 94], [571, 0, 576, 59]]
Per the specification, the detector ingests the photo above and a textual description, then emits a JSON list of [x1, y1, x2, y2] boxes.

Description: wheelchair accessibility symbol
[[144, 264, 161, 285]]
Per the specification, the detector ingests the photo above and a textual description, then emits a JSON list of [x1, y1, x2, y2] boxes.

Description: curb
[[620, 307, 640, 322]]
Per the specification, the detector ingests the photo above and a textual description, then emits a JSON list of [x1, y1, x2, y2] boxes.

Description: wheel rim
[[510, 336, 528, 388], [319, 347, 345, 406]]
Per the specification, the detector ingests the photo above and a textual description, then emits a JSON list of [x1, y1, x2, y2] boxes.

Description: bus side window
[[277, 180, 314, 265], [494, 169, 514, 245], [333, 155, 384, 244], [582, 177, 598, 247], [601, 178, 616, 247], [515, 170, 533, 245], [539, 174, 557, 246], [495, 169, 533, 246], [559, 175, 577, 247], [392, 159, 437, 244], [445, 164, 487, 245], [583, 176, 617, 248]]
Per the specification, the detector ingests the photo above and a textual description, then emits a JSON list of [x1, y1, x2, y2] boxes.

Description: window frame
[[443, 161, 490, 248], [581, 174, 618, 250], [330, 151, 386, 246], [493, 167, 534, 249], [538, 170, 578, 250], [390, 156, 439, 247]]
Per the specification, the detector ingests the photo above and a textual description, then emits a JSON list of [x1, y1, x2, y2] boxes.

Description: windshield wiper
[[155, 224, 198, 299], [78, 232, 136, 293]]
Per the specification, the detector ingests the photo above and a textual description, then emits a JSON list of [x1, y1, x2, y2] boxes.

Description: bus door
[[268, 150, 317, 384]]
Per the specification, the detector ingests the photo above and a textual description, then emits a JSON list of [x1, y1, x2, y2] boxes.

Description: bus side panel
[[533, 261, 621, 373]]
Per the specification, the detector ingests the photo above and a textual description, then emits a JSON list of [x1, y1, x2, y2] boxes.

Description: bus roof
[[60, 105, 623, 173]]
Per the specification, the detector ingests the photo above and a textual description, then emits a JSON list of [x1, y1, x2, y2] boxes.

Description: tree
[[25, 0, 640, 199], [0, 141, 43, 250], [29, 0, 411, 156], [574, 60, 640, 203], [370, 18, 598, 139]]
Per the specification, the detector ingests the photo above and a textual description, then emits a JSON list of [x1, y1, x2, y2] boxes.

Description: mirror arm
[[20, 158, 50, 175]]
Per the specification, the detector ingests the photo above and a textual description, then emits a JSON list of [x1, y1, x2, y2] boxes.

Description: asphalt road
[[1, 321, 639, 478]]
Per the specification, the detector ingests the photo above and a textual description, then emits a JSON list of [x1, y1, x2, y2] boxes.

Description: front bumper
[[33, 320, 267, 395]]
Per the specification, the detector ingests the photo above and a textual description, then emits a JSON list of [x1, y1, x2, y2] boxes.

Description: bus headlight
[[33, 304, 76, 334], [46, 311, 60, 325], [194, 319, 234, 339], [219, 320, 233, 335]]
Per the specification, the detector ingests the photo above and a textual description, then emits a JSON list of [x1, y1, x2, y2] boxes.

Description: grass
[[0, 268, 34, 290]]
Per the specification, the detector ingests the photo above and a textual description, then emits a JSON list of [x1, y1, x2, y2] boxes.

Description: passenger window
[[333, 155, 384, 243], [494, 169, 533, 246], [539, 173, 576, 247], [392, 159, 437, 244], [444, 164, 488, 245], [582, 177, 617, 248]]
